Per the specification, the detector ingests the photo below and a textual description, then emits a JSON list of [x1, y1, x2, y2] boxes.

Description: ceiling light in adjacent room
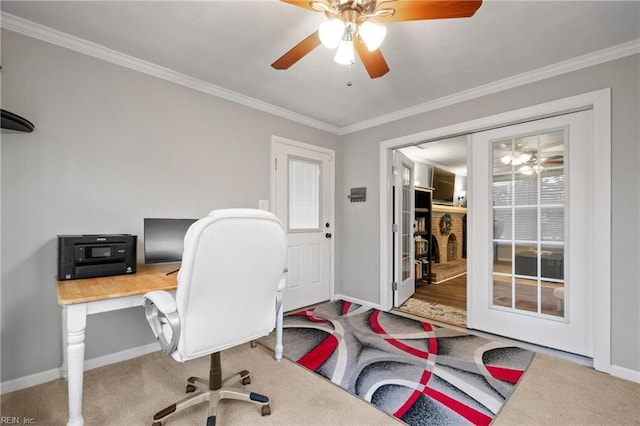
[[501, 152, 532, 166], [519, 165, 533, 175]]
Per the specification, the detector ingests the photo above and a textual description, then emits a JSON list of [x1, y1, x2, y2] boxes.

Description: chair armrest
[[143, 291, 180, 355], [144, 290, 177, 313]]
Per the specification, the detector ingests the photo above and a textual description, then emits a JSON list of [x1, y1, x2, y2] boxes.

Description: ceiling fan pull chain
[[346, 63, 353, 87]]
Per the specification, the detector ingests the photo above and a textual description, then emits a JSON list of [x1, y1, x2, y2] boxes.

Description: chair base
[[151, 352, 270, 426]]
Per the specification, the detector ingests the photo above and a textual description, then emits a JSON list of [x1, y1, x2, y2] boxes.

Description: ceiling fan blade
[[354, 36, 390, 79], [541, 155, 564, 164], [377, 0, 482, 23], [271, 31, 321, 70], [279, 0, 327, 12]]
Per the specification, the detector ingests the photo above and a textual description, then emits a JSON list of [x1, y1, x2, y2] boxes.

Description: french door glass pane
[[288, 158, 320, 230], [513, 175, 538, 205], [492, 175, 512, 206], [541, 169, 564, 205], [491, 131, 566, 318], [401, 165, 412, 281], [541, 208, 564, 241], [493, 209, 512, 239], [514, 207, 537, 240], [514, 277, 538, 313]]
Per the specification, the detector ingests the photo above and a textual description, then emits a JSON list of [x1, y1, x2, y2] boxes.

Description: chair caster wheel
[[261, 404, 271, 416], [242, 376, 251, 385], [186, 384, 196, 393]]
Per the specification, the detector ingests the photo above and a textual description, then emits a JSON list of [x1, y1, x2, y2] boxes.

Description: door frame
[[379, 88, 611, 372], [270, 135, 336, 307]]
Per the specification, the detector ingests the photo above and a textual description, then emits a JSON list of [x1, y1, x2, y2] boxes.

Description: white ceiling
[[400, 136, 469, 175], [1, 1, 639, 134]]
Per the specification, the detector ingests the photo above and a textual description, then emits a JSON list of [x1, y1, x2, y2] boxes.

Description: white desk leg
[[275, 302, 283, 362], [61, 305, 68, 379], [66, 303, 87, 426]]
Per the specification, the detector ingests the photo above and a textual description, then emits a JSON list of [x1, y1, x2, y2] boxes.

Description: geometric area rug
[[280, 300, 535, 425]]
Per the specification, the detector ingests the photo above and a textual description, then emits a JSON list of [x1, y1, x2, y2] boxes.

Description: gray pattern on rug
[[281, 300, 535, 426]]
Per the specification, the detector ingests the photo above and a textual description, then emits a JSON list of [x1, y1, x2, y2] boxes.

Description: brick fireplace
[[431, 205, 467, 265]]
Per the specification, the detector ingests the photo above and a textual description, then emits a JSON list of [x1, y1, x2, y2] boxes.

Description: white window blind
[[288, 158, 320, 230]]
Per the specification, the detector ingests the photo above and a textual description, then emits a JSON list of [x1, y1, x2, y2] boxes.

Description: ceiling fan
[[271, 0, 483, 79], [500, 151, 564, 176]]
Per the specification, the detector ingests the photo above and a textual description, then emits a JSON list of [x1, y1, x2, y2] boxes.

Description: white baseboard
[[332, 294, 382, 310], [1, 342, 160, 394], [82, 342, 160, 372], [610, 364, 640, 384], [0, 366, 61, 395]]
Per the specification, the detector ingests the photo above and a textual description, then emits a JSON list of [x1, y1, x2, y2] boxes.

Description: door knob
[[325, 233, 332, 238]]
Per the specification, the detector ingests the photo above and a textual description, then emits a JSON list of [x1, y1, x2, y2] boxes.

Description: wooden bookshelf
[[414, 187, 433, 285]]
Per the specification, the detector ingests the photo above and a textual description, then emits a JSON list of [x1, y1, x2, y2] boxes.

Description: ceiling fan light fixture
[[358, 21, 386, 51], [310, 1, 330, 12], [319, 19, 345, 49], [501, 151, 532, 166], [334, 39, 354, 64], [373, 8, 395, 18], [519, 165, 533, 175], [519, 152, 532, 163], [334, 23, 354, 64]]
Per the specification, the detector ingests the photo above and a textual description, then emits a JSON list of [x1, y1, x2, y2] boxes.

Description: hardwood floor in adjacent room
[[413, 273, 563, 317], [414, 274, 467, 310]]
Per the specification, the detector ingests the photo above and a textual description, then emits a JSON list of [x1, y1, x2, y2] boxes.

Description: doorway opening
[[380, 88, 611, 371], [395, 136, 469, 327]]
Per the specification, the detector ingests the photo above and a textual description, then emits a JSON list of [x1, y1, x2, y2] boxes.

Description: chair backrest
[[174, 208, 286, 360]]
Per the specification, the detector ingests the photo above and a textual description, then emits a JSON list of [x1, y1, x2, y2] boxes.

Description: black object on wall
[[1, 109, 34, 133]]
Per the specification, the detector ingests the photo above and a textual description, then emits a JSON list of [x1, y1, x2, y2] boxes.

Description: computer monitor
[[143, 218, 197, 264]]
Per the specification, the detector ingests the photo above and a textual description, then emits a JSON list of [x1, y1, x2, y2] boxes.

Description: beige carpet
[[1, 343, 399, 426], [495, 354, 640, 425], [397, 297, 467, 327], [2, 340, 639, 425]]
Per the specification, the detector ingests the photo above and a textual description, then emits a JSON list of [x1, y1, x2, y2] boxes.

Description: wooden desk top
[[57, 264, 179, 305]]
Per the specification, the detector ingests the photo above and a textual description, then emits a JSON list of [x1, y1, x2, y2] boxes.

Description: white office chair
[[143, 209, 287, 426]]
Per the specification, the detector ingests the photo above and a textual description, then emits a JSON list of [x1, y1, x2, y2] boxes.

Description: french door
[[273, 137, 334, 311], [469, 110, 594, 356], [393, 150, 415, 307]]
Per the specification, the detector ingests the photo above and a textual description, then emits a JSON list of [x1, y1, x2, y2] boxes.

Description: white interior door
[[393, 150, 415, 307], [469, 110, 594, 356], [273, 137, 334, 311]]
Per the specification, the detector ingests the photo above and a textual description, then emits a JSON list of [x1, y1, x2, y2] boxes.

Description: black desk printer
[[57, 234, 136, 280]]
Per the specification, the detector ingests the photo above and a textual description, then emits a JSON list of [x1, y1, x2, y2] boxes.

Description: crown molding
[[339, 39, 640, 135], [0, 13, 341, 135], [2, 12, 638, 137]]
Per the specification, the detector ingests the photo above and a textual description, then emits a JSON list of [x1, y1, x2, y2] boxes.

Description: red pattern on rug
[[281, 301, 533, 426]]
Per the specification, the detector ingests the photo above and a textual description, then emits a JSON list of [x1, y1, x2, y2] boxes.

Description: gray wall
[[2, 27, 638, 383], [0, 30, 338, 382], [337, 54, 640, 372]]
